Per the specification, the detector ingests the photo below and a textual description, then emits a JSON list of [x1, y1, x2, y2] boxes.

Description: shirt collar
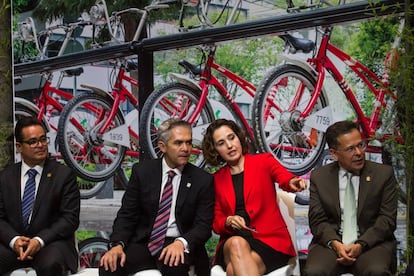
[[339, 167, 350, 178], [22, 161, 43, 176], [161, 158, 181, 177]]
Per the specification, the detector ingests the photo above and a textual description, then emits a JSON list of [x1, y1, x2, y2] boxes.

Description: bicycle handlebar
[[112, 4, 169, 17]]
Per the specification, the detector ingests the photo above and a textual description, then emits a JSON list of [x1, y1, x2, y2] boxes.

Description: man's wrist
[[10, 236, 20, 250], [175, 237, 189, 253], [355, 240, 368, 251], [327, 240, 333, 249], [108, 241, 125, 250], [327, 239, 340, 250], [33, 236, 44, 248]]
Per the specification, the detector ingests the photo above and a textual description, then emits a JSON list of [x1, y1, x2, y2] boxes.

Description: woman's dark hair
[[202, 119, 249, 166]]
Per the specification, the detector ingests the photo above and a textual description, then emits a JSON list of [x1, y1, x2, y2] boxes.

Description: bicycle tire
[[115, 155, 136, 189], [139, 82, 215, 168], [57, 92, 126, 182], [78, 237, 109, 268], [253, 64, 327, 175], [286, 0, 348, 13], [15, 102, 48, 129]]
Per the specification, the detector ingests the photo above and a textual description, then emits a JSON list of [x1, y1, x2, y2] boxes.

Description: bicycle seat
[[279, 34, 315, 53], [64, 67, 84, 77], [126, 60, 138, 71], [178, 60, 203, 76], [14, 77, 22, 85]]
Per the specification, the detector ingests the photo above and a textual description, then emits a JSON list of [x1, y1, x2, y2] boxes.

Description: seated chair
[[67, 266, 195, 275], [131, 266, 195, 276], [210, 190, 300, 276]]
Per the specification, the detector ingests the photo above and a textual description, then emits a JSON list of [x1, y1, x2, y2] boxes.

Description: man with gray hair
[[99, 118, 214, 276]]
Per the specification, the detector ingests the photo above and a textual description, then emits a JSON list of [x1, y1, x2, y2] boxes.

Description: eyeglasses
[[20, 136, 49, 147], [336, 140, 367, 154]]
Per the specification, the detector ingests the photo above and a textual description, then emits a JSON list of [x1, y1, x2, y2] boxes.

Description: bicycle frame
[[15, 71, 81, 156], [15, 16, 90, 154], [104, 62, 139, 158], [38, 73, 77, 130], [176, 45, 256, 141], [75, 61, 140, 159], [299, 26, 400, 153]]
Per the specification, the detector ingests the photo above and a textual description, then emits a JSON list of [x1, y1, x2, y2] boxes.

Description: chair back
[[275, 190, 300, 275]]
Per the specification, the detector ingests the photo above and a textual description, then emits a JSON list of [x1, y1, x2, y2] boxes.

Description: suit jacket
[[308, 160, 397, 251], [0, 158, 80, 273], [109, 159, 214, 265], [212, 153, 296, 257]]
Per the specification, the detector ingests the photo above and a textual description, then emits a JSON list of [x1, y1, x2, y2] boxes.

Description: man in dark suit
[[99, 118, 214, 276], [304, 121, 397, 275], [0, 117, 80, 275]]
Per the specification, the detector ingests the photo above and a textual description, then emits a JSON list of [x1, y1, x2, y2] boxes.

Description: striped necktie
[[148, 170, 176, 255], [22, 168, 37, 229]]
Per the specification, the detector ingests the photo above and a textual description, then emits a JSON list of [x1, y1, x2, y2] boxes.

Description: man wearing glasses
[[304, 120, 397, 275], [0, 117, 80, 275]]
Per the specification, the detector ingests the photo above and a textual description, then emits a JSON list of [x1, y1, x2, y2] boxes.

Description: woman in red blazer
[[202, 119, 306, 276]]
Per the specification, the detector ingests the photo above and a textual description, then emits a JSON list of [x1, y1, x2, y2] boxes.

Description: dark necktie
[[148, 170, 176, 255], [22, 168, 37, 229]]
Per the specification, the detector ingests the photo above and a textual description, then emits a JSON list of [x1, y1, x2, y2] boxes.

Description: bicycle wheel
[[15, 102, 48, 129], [78, 237, 109, 268], [286, 0, 348, 13], [115, 110, 140, 189], [115, 152, 138, 189], [58, 92, 126, 182], [253, 64, 327, 175], [140, 82, 215, 168]]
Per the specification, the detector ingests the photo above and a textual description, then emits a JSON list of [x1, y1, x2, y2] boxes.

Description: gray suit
[[305, 160, 397, 275]]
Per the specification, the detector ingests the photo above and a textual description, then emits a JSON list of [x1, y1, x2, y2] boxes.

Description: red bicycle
[[14, 17, 114, 198], [252, 19, 403, 175], [139, 44, 260, 167], [56, 59, 140, 185]]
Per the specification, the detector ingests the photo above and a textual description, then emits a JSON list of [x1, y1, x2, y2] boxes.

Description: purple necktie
[[147, 170, 176, 255]]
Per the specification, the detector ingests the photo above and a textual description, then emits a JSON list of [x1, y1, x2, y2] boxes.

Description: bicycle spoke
[[140, 83, 215, 168], [253, 64, 327, 175], [58, 93, 126, 182]]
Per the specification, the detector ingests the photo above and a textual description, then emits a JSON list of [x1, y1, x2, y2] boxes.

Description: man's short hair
[[326, 120, 360, 150], [157, 118, 192, 143], [15, 117, 45, 143]]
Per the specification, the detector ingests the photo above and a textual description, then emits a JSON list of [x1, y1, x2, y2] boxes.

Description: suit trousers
[[304, 243, 396, 276], [0, 241, 68, 276], [99, 238, 194, 276]]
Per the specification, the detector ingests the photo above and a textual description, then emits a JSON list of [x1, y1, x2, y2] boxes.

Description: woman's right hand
[[226, 215, 248, 230]]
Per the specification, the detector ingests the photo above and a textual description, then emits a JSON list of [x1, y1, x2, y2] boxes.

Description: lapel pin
[[186, 183, 191, 188], [366, 176, 371, 182], [47, 173, 52, 177]]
